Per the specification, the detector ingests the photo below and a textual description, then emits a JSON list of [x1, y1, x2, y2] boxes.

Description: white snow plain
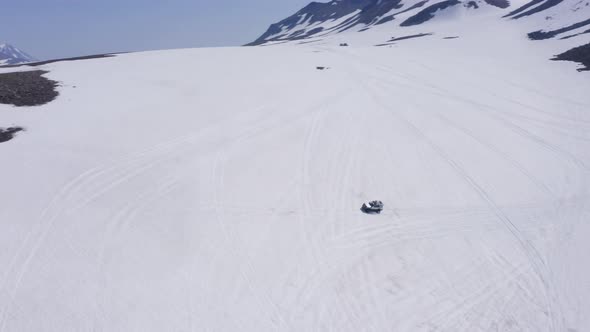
[[1, 24, 590, 331]]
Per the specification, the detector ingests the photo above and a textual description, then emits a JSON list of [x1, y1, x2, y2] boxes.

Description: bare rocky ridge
[[0, 53, 116, 69]]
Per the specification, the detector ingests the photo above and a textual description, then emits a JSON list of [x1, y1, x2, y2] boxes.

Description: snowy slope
[[1, 13, 590, 332], [0, 44, 36, 65]]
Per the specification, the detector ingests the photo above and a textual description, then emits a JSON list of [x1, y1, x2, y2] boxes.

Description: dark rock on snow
[[0, 70, 59, 107], [528, 18, 590, 40], [400, 0, 461, 26], [375, 33, 433, 46], [504, 0, 563, 19], [0, 127, 24, 143], [552, 42, 590, 71], [484, 0, 510, 9]]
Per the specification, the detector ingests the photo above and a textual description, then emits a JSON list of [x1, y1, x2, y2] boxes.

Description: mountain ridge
[[248, 0, 590, 47]]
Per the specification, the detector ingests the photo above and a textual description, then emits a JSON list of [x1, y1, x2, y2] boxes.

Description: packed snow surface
[[0, 28, 589, 331]]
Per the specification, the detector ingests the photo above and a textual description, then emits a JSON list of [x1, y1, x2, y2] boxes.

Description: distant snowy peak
[[248, 0, 590, 45], [0, 43, 37, 65]]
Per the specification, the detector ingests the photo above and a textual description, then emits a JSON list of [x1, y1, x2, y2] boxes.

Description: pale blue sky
[[1, 0, 311, 60]]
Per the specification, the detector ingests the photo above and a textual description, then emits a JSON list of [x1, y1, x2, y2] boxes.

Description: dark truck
[[361, 201, 384, 214]]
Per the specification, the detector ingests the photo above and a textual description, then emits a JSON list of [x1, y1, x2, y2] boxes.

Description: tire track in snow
[[334, 52, 568, 330], [291, 70, 391, 330], [291, 101, 394, 329], [398, 113, 562, 331], [275, 91, 361, 327], [0, 128, 223, 331], [377, 62, 590, 121], [66, 106, 282, 213], [368, 68, 589, 173], [331, 206, 497, 242], [94, 177, 179, 327], [330, 217, 501, 253], [0, 89, 357, 330], [435, 112, 556, 198], [335, 100, 389, 331], [292, 104, 342, 327], [420, 250, 530, 331], [487, 111, 589, 172], [203, 90, 359, 327], [0, 105, 298, 331], [361, 53, 584, 331], [382, 100, 562, 332], [288, 251, 386, 331], [204, 104, 335, 331], [211, 150, 290, 331], [367, 61, 590, 176], [348, 63, 564, 331], [300, 100, 325, 265], [0, 120, 232, 289]]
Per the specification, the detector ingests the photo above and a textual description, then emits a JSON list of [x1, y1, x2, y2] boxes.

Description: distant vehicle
[[339, 43, 349, 47], [361, 201, 384, 214]]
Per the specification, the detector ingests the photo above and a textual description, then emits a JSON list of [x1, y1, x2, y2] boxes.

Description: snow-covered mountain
[[0, 43, 36, 65], [0, 1, 589, 331], [249, 0, 590, 49]]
